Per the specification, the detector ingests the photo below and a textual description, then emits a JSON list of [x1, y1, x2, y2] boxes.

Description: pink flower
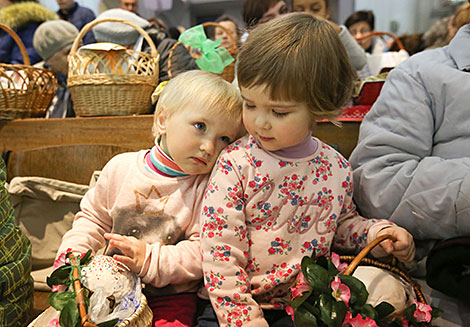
[[291, 272, 311, 298], [286, 305, 295, 321], [401, 319, 409, 327], [413, 300, 432, 323], [342, 312, 378, 327], [331, 252, 348, 273], [331, 276, 351, 306], [47, 318, 60, 327]]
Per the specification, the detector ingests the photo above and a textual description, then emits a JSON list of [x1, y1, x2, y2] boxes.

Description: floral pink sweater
[[200, 135, 393, 327], [57, 150, 208, 295]]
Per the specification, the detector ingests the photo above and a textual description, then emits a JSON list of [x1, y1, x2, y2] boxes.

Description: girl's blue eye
[[194, 122, 206, 131], [220, 136, 231, 144]]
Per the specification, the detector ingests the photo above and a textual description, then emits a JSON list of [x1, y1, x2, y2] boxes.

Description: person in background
[[0, 0, 57, 65], [446, 2, 470, 44], [33, 20, 79, 118], [292, 0, 367, 71], [120, 0, 138, 14], [196, 13, 414, 327], [55, 70, 244, 327], [214, 15, 241, 49], [349, 21, 470, 260], [56, 0, 95, 45], [344, 10, 387, 54], [92, 8, 197, 83], [242, 0, 288, 31], [0, 157, 34, 326]]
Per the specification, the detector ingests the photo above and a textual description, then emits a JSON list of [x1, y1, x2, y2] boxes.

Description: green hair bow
[[178, 24, 234, 74]]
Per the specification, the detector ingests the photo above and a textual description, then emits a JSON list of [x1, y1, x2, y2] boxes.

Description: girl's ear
[[156, 111, 167, 135]]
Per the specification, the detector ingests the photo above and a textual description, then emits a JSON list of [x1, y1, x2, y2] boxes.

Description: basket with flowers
[[286, 235, 442, 327], [40, 249, 152, 327]]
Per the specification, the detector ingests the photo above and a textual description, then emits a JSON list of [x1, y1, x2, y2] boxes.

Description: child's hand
[[104, 233, 147, 274], [376, 226, 415, 262]]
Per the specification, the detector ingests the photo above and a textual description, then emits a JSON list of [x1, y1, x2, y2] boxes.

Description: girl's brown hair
[[237, 13, 356, 124]]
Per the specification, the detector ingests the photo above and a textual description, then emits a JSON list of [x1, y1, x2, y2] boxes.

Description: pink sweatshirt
[[57, 150, 208, 295], [200, 135, 393, 327]]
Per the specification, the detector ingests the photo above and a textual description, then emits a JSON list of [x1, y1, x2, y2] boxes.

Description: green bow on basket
[[179, 24, 234, 74]]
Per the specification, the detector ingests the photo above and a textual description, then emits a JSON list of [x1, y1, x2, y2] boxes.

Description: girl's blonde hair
[[237, 13, 356, 125], [153, 70, 243, 137]]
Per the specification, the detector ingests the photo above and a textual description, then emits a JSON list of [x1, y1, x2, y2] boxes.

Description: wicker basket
[[68, 256, 153, 327], [0, 23, 57, 120], [68, 18, 159, 117], [168, 22, 238, 82], [341, 234, 427, 306]]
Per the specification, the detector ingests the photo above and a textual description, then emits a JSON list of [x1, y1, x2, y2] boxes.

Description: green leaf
[[318, 293, 347, 327], [375, 301, 395, 319], [48, 291, 76, 311], [59, 301, 80, 327], [290, 289, 313, 310], [47, 265, 72, 287], [316, 256, 329, 270], [303, 264, 330, 293], [327, 259, 339, 276], [338, 275, 368, 306], [80, 249, 93, 265], [294, 305, 318, 327], [431, 306, 443, 319], [97, 318, 119, 327], [301, 256, 315, 272], [360, 303, 378, 320]]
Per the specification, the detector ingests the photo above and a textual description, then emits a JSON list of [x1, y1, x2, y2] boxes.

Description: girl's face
[[348, 21, 372, 50], [215, 20, 238, 49], [157, 104, 241, 175], [293, 0, 330, 20], [240, 84, 313, 152], [259, 1, 288, 25]]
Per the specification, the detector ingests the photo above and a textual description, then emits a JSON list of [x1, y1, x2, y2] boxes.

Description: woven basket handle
[[356, 31, 405, 51], [70, 18, 158, 58], [0, 23, 30, 65], [167, 21, 238, 79], [343, 234, 397, 276], [69, 255, 98, 327]]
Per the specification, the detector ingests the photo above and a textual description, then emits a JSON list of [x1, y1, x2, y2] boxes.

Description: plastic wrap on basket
[[67, 18, 159, 117]]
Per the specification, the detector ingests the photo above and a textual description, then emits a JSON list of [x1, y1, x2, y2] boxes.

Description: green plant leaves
[[294, 306, 318, 327], [48, 291, 76, 311], [303, 263, 330, 293], [375, 301, 395, 319], [47, 265, 72, 287], [80, 249, 93, 266], [318, 293, 347, 327], [291, 289, 313, 310], [338, 275, 368, 307], [59, 302, 80, 327]]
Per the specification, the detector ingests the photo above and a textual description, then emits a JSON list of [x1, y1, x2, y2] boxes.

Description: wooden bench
[[0, 115, 360, 184]]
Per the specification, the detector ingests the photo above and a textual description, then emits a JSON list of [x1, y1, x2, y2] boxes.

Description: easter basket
[[358, 31, 409, 76], [288, 234, 442, 326], [0, 23, 57, 120], [167, 22, 237, 82], [67, 18, 159, 117], [30, 252, 153, 327]]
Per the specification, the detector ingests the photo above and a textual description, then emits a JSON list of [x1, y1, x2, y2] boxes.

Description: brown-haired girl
[[197, 13, 415, 327]]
